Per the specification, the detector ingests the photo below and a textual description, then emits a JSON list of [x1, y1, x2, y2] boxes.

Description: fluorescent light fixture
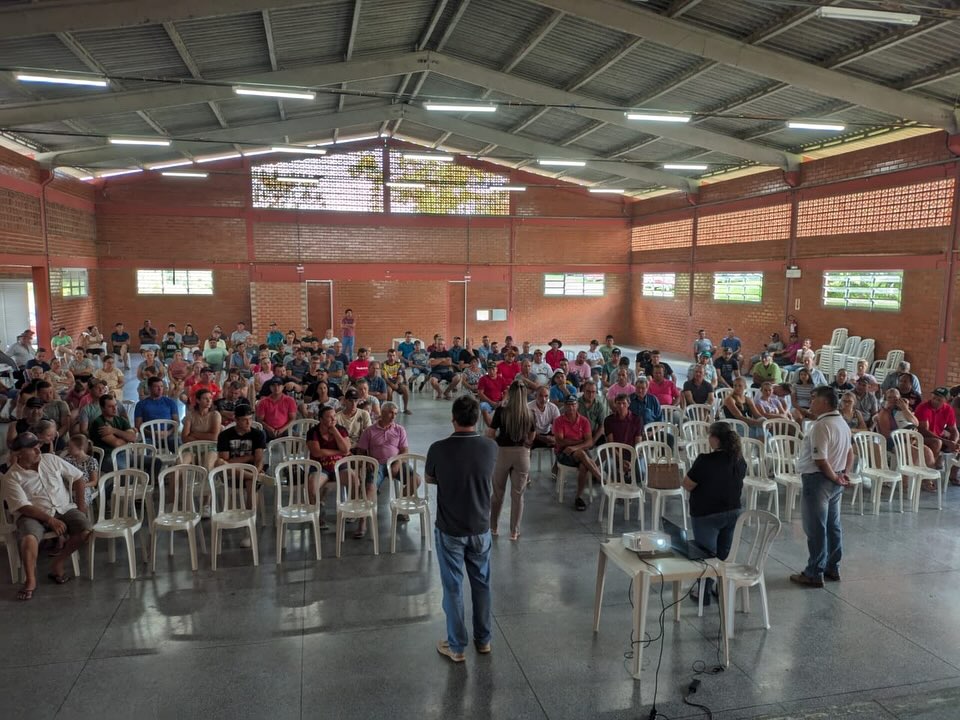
[[241, 148, 273, 157], [538, 159, 586, 167], [403, 153, 454, 162], [16, 73, 107, 87], [625, 112, 691, 123], [335, 134, 381, 144], [386, 181, 427, 189], [161, 171, 208, 178], [589, 188, 625, 194], [79, 176, 94, 182], [271, 146, 327, 155], [816, 7, 920, 25], [109, 137, 171, 147], [787, 121, 846, 131], [146, 160, 194, 169], [425, 103, 497, 113], [663, 163, 709, 170], [481, 185, 526, 192], [276, 176, 321, 184], [233, 86, 316, 100], [195, 152, 242, 163], [97, 168, 142, 178]]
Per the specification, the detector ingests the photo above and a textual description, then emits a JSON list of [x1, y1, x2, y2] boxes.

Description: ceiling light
[[97, 169, 143, 178], [625, 112, 691, 123], [816, 7, 920, 26], [787, 121, 846, 131], [241, 148, 273, 157], [663, 163, 708, 170], [195, 152, 242, 163], [271, 146, 327, 155], [335, 134, 381, 144], [386, 181, 427, 189], [147, 160, 194, 169], [403, 153, 454, 162], [425, 103, 497, 113], [276, 177, 321, 184], [161, 171, 208, 178], [481, 185, 526, 192], [16, 73, 108, 87], [109, 137, 171, 146], [589, 188, 625, 194], [538, 159, 586, 167], [233, 86, 316, 100]]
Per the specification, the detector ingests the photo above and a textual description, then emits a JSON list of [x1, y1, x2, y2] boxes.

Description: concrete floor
[[5, 359, 960, 720]]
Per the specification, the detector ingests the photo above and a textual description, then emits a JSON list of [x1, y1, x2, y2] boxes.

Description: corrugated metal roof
[[576, 44, 704, 107], [173, 12, 273, 79], [215, 96, 282, 126], [759, 14, 886, 64], [443, 0, 552, 69], [839, 23, 960, 83], [653, 64, 773, 114], [681, 0, 790, 41], [267, 1, 354, 68], [572, 124, 648, 155], [71, 26, 189, 78], [354, 0, 435, 56], [518, 110, 597, 145], [148, 104, 226, 135]]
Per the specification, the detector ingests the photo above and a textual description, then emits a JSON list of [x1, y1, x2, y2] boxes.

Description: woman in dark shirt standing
[[488, 381, 536, 541], [682, 421, 746, 604]]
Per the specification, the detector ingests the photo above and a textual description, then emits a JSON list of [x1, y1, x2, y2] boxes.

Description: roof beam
[[401, 105, 695, 192], [501, 10, 564, 74], [260, 11, 285, 121], [529, 0, 960, 132], [430, 53, 797, 169], [0, 52, 432, 127], [162, 21, 230, 129], [334, 0, 364, 139], [0, 0, 323, 39]]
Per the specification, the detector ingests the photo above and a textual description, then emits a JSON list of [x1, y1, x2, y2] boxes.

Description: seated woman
[[46, 357, 74, 398], [68, 346, 95, 386], [682, 422, 746, 605], [839, 391, 867, 432], [181, 388, 222, 469], [722, 377, 764, 439], [754, 381, 791, 419], [181, 324, 201, 356], [790, 368, 816, 422]]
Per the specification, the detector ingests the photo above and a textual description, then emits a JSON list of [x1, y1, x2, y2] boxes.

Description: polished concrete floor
[[5, 358, 960, 720]]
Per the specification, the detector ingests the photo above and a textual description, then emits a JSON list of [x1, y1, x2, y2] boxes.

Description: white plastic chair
[[719, 418, 750, 439], [596, 443, 644, 535], [716, 510, 781, 637], [768, 435, 803, 521], [288, 418, 319, 439], [178, 440, 217, 515], [713, 387, 733, 417], [827, 328, 848, 351], [636, 440, 688, 531], [680, 421, 710, 467], [111, 443, 157, 560], [684, 404, 715, 423], [275, 459, 324, 562], [209, 463, 259, 570], [388, 453, 431, 553], [139, 418, 181, 465], [2, 499, 82, 583], [761, 418, 802, 442], [891, 429, 941, 511], [264, 436, 308, 522], [741, 437, 779, 519], [333, 455, 380, 558], [853, 431, 903, 514], [88, 469, 148, 580], [152, 465, 206, 572]]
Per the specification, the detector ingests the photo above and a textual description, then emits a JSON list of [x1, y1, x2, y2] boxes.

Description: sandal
[[17, 586, 34, 601], [509, 532, 520, 541], [47, 572, 71, 585], [353, 528, 366, 539]]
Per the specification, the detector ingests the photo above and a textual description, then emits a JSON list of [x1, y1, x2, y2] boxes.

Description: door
[[306, 281, 333, 337], [0, 281, 34, 351]]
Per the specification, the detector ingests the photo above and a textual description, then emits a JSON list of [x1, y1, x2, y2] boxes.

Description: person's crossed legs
[[16, 509, 92, 600]]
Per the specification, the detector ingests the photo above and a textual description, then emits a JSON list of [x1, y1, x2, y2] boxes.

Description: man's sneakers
[[789, 573, 824, 588], [475, 640, 492, 654], [574, 496, 587, 512], [437, 640, 465, 663], [823, 570, 841, 582]]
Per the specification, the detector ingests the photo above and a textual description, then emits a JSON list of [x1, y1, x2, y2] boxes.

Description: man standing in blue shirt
[[266, 322, 284, 350], [397, 331, 416, 361], [693, 329, 714, 361], [721, 328, 743, 371]]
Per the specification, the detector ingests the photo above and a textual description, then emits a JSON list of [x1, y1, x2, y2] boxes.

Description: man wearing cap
[[545, 339, 565, 371], [881, 360, 922, 396], [530, 349, 552, 385], [256, 378, 298, 440], [2, 432, 93, 599], [7, 331, 36, 384], [687, 351, 717, 386], [750, 351, 783, 388], [335, 388, 372, 448], [585, 340, 603, 367], [693, 329, 714, 361], [497, 348, 522, 385], [714, 346, 740, 389], [552, 395, 600, 511], [853, 376, 879, 425], [6, 396, 46, 450], [915, 388, 959, 478]]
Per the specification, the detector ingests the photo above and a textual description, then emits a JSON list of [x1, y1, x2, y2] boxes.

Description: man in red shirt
[[545, 339, 565, 371], [647, 364, 680, 409], [552, 395, 600, 511], [497, 348, 521, 386], [347, 347, 371, 381], [915, 387, 959, 482], [477, 362, 506, 427], [256, 379, 298, 440], [187, 367, 221, 406]]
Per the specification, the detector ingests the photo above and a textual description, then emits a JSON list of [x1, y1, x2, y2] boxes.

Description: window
[[388, 151, 509, 216], [60, 269, 88, 298], [698, 203, 791, 245], [713, 272, 763, 303], [252, 151, 384, 212], [822, 271, 903, 311], [137, 270, 214, 295], [544, 273, 605, 297], [641, 273, 676, 298], [475, 308, 508, 322], [631, 217, 693, 251]]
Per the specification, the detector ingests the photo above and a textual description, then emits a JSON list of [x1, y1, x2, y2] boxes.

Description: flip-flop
[[47, 572, 71, 585], [16, 587, 34, 601], [509, 532, 520, 541]]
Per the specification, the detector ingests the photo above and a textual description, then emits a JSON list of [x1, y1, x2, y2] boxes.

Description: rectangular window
[[137, 269, 214, 295], [475, 308, 508, 321], [475, 309, 490, 321], [60, 269, 88, 298], [544, 273, 605, 297], [641, 272, 676, 298], [822, 270, 903, 311], [251, 151, 384, 213], [713, 272, 763, 303]]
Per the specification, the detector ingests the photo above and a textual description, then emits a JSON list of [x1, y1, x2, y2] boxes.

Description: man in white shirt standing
[[1, 432, 92, 600], [791, 387, 853, 588]]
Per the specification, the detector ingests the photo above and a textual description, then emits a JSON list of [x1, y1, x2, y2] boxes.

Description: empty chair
[[761, 418, 802, 442], [827, 328, 848, 351], [596, 443, 644, 535], [110, 443, 158, 560], [333, 455, 380, 558], [151, 465, 206, 572], [644, 422, 679, 450], [288, 418, 319, 439], [717, 510, 782, 637], [178, 440, 217, 515], [88, 469, 148, 580], [833, 336, 861, 375], [274, 459, 324, 562], [388, 453, 431, 553], [768, 435, 803, 521], [684, 404, 715, 424], [891, 429, 941, 511], [857, 338, 875, 368], [139, 418, 180, 466], [853, 431, 903, 514], [636, 440, 688, 531], [741, 438, 779, 519], [208, 463, 259, 570]]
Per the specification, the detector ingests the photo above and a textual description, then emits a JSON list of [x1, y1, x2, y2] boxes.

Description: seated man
[[381, 348, 411, 415], [783, 338, 815, 372], [750, 332, 784, 367], [629, 377, 663, 426], [530, 349, 553, 385], [569, 351, 593, 385], [68, 346, 95, 386], [875, 389, 935, 468], [407, 341, 430, 391], [136, 349, 166, 382], [38, 380, 71, 439], [365, 362, 390, 404], [545, 339, 564, 370], [641, 349, 675, 383], [134, 377, 180, 441], [285, 348, 310, 382], [601, 348, 623, 388], [486, 341, 503, 363], [477, 361, 506, 427], [1, 432, 92, 600], [137, 320, 160, 354], [853, 376, 879, 426], [347, 347, 371, 382], [428, 338, 461, 400], [881, 360, 922, 396], [599, 335, 616, 365], [497, 348, 521, 385], [799, 355, 827, 386], [606, 368, 636, 403], [187, 366, 221, 406], [529, 386, 559, 448], [159, 332, 181, 365], [265, 322, 284, 350], [915, 388, 958, 480], [215, 380, 251, 425], [714, 346, 740, 389], [335, 388, 372, 448], [255, 378, 298, 440], [515, 359, 540, 399], [585, 339, 604, 367], [552, 395, 601, 511], [577, 380, 608, 448], [355, 402, 410, 511], [517, 341, 534, 363], [647, 364, 680, 409], [90, 394, 138, 472], [773, 333, 803, 367], [830, 368, 855, 393], [214, 405, 266, 530], [604, 393, 644, 447], [687, 351, 717, 385], [110, 323, 131, 370], [683, 365, 715, 407], [320, 328, 339, 351], [396, 331, 415, 361], [749, 351, 783, 388], [51, 328, 73, 364]]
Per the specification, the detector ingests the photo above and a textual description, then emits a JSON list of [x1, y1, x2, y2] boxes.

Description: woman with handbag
[[682, 422, 746, 605]]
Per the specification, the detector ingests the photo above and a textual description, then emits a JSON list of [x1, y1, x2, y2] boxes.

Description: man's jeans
[[341, 336, 355, 361], [800, 472, 843, 579], [435, 528, 492, 654]]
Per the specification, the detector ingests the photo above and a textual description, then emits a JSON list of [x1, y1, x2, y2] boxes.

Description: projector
[[622, 531, 671, 555]]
